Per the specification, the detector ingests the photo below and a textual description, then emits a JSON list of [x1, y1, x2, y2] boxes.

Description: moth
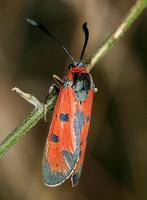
[[27, 18, 96, 187]]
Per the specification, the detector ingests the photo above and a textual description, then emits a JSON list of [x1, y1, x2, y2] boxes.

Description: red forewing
[[42, 86, 80, 186]]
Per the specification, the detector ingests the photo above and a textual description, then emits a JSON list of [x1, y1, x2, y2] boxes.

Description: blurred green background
[[0, 0, 147, 199]]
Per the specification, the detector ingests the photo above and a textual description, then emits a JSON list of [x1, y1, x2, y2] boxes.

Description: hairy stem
[[0, 90, 57, 157], [88, 0, 147, 69]]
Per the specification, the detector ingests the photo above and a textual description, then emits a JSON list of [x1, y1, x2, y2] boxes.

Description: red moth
[[27, 18, 96, 187]]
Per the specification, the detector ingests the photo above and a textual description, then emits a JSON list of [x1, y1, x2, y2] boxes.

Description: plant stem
[[0, 90, 57, 157], [0, 0, 147, 157], [88, 0, 147, 69]]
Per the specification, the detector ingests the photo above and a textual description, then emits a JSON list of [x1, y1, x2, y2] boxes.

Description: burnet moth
[[27, 18, 96, 187]]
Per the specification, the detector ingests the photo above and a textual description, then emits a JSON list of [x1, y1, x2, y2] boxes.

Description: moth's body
[[42, 61, 94, 187]]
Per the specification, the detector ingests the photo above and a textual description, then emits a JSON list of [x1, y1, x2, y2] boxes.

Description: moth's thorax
[[67, 69, 88, 82], [64, 62, 94, 102]]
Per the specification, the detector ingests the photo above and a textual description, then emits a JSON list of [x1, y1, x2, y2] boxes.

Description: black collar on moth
[[68, 60, 86, 70]]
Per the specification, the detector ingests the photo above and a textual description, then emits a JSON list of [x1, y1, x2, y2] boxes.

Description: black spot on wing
[[51, 133, 59, 143], [59, 113, 69, 122]]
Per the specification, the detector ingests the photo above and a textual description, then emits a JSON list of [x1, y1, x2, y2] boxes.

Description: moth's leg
[[53, 74, 63, 87], [44, 74, 63, 122], [44, 84, 59, 122]]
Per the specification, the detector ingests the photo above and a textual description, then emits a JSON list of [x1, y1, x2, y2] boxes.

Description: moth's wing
[[42, 87, 80, 187], [71, 89, 94, 187]]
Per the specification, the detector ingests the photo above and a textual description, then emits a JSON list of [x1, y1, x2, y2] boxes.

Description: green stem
[[0, 91, 57, 157], [88, 0, 147, 68], [0, 0, 147, 157]]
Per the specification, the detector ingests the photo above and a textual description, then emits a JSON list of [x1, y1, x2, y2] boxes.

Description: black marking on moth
[[72, 73, 92, 101], [51, 133, 59, 143], [73, 111, 85, 155], [74, 111, 85, 134], [59, 113, 69, 122]]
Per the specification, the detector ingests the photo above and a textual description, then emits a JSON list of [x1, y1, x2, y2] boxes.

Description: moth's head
[[68, 60, 89, 73]]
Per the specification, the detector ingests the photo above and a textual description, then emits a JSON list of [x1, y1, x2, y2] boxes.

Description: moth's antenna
[[26, 18, 75, 61], [80, 22, 89, 60]]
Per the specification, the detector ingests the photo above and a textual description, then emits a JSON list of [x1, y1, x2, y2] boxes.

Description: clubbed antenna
[[80, 22, 89, 60], [26, 18, 75, 61]]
